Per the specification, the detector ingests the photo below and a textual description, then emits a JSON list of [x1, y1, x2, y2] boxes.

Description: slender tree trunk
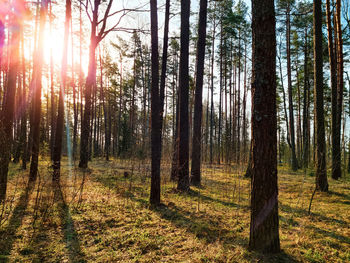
[[296, 66, 302, 161], [191, 0, 208, 185], [286, 5, 298, 171], [29, 0, 48, 182], [49, 1, 55, 161], [209, 21, 216, 165], [242, 42, 247, 163], [302, 29, 310, 168], [237, 31, 241, 164], [20, 30, 27, 170], [313, 0, 328, 192], [278, 43, 291, 149], [326, 0, 340, 180], [332, 0, 343, 180], [249, 0, 280, 252], [52, 0, 71, 181], [159, 0, 170, 153], [79, 3, 99, 168], [177, 0, 191, 191], [218, 25, 223, 165], [0, 0, 22, 201], [150, 0, 161, 205], [346, 72, 350, 174]]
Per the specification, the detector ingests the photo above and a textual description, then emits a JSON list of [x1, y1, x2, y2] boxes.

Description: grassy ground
[[0, 158, 349, 262]]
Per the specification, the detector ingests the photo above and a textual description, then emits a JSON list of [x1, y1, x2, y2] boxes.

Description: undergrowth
[[0, 158, 349, 262]]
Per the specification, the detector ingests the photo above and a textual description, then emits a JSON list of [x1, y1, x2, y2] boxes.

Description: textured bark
[[286, 4, 298, 171], [20, 30, 27, 170], [313, 0, 328, 192], [302, 29, 310, 168], [218, 25, 223, 165], [49, 2, 55, 161], [150, 0, 161, 205], [277, 44, 291, 148], [191, 0, 208, 185], [242, 42, 248, 162], [79, 2, 98, 168], [209, 20, 216, 165], [249, 0, 280, 252], [0, 1, 22, 201], [236, 31, 241, 164], [244, 142, 252, 178], [326, 0, 340, 180], [177, 0, 190, 191], [159, 0, 170, 129], [332, 0, 343, 180], [52, 0, 71, 182], [29, 0, 48, 182], [347, 72, 350, 174]]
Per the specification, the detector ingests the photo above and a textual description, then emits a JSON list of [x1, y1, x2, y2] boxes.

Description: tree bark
[[79, 2, 99, 169], [249, 0, 280, 252], [302, 29, 310, 168], [0, 0, 22, 201], [150, 0, 161, 205], [286, 4, 298, 171], [191, 0, 208, 185], [326, 0, 340, 180], [313, 0, 328, 192], [332, 0, 343, 180], [177, 0, 191, 191], [29, 0, 48, 182], [52, 0, 71, 182]]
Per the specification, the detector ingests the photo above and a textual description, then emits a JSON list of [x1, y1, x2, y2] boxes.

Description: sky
[[20, 0, 349, 137]]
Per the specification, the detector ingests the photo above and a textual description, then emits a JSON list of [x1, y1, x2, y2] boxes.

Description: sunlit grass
[[0, 159, 349, 262]]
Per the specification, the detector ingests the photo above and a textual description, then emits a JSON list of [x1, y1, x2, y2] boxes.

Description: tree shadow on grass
[[53, 182, 86, 263], [186, 188, 250, 209], [92, 173, 298, 262], [0, 182, 34, 262], [150, 201, 298, 263], [280, 203, 348, 226], [327, 190, 350, 201], [305, 225, 350, 244]]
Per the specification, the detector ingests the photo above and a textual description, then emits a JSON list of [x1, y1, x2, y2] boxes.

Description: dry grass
[[0, 158, 349, 262]]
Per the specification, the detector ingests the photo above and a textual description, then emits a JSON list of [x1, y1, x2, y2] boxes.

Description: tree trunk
[[326, 0, 340, 180], [249, 0, 280, 252], [177, 0, 191, 191], [191, 0, 208, 185], [209, 20, 216, 165], [313, 0, 328, 192], [332, 0, 343, 180], [0, 1, 22, 201], [286, 5, 298, 171], [52, 0, 71, 182], [302, 29, 310, 168], [49, 1, 55, 161], [79, 3, 99, 169], [29, 0, 48, 182], [150, 0, 161, 205]]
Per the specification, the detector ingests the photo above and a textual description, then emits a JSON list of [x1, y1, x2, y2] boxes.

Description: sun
[[43, 26, 64, 70]]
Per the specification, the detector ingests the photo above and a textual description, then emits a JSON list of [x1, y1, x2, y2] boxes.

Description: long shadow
[[280, 203, 348, 226], [328, 190, 350, 201], [150, 202, 298, 263], [0, 182, 34, 261], [305, 225, 350, 245], [92, 171, 298, 263], [53, 182, 86, 263], [153, 201, 246, 245], [187, 188, 250, 209]]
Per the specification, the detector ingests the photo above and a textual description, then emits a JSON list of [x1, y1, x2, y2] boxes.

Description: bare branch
[[98, 0, 114, 38]]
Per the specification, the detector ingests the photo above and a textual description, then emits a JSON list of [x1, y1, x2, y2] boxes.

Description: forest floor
[[0, 158, 349, 263]]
